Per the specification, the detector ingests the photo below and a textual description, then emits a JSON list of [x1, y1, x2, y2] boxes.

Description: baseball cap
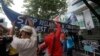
[[20, 25, 32, 33]]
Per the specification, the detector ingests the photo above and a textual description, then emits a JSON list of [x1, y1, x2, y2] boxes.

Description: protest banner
[[1, 0, 79, 33]]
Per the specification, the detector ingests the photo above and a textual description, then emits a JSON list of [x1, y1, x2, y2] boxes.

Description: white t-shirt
[[11, 36, 37, 56], [11, 28, 37, 56]]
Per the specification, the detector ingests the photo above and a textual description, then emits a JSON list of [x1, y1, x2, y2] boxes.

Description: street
[[72, 50, 100, 56]]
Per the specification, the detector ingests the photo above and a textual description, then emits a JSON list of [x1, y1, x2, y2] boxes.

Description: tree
[[0, 0, 14, 12], [24, 0, 67, 19], [82, 0, 100, 23], [4, 0, 14, 6]]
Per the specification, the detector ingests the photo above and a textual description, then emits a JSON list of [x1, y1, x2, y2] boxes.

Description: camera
[[0, 36, 13, 44]]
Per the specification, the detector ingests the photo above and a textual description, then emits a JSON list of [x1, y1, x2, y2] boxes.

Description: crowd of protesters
[[0, 15, 84, 56]]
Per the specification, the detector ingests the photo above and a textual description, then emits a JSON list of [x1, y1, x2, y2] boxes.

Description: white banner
[[77, 14, 85, 29], [83, 9, 94, 30]]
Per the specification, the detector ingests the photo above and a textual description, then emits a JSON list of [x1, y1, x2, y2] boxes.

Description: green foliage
[[24, 0, 67, 19], [0, 0, 13, 11], [4, 0, 14, 6]]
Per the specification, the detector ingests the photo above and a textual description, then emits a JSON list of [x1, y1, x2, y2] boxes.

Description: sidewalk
[[73, 50, 88, 56], [73, 50, 100, 56]]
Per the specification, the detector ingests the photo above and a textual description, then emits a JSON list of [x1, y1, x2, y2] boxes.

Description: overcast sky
[[11, 0, 25, 13], [5, 0, 25, 28]]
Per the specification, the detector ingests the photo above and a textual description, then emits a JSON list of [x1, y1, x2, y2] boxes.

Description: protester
[[78, 30, 84, 49], [60, 32, 66, 43], [62, 32, 68, 56], [9, 15, 37, 56], [39, 22, 63, 56], [87, 21, 92, 35], [73, 32, 79, 50], [10, 25, 37, 56], [59, 32, 66, 56], [0, 25, 13, 56], [63, 32, 74, 56], [8, 26, 19, 56]]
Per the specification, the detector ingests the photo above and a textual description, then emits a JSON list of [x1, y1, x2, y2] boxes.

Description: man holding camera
[[0, 25, 13, 56]]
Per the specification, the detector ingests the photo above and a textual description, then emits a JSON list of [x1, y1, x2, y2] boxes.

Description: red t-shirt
[[40, 23, 63, 56]]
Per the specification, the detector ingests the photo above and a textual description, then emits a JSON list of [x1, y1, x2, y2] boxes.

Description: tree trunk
[[82, 0, 100, 23]]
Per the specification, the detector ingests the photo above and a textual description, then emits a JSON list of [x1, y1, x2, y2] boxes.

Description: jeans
[[67, 48, 73, 56]]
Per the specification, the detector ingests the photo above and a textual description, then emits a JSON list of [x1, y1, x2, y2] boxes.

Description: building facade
[[66, 0, 100, 29]]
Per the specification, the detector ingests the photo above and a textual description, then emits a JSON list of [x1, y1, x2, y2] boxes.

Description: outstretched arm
[[39, 42, 47, 52], [27, 17, 37, 37], [27, 17, 34, 27], [9, 21, 16, 36], [55, 22, 61, 38]]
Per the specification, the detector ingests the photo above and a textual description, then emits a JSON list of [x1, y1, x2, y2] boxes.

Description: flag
[[0, 0, 26, 28]]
